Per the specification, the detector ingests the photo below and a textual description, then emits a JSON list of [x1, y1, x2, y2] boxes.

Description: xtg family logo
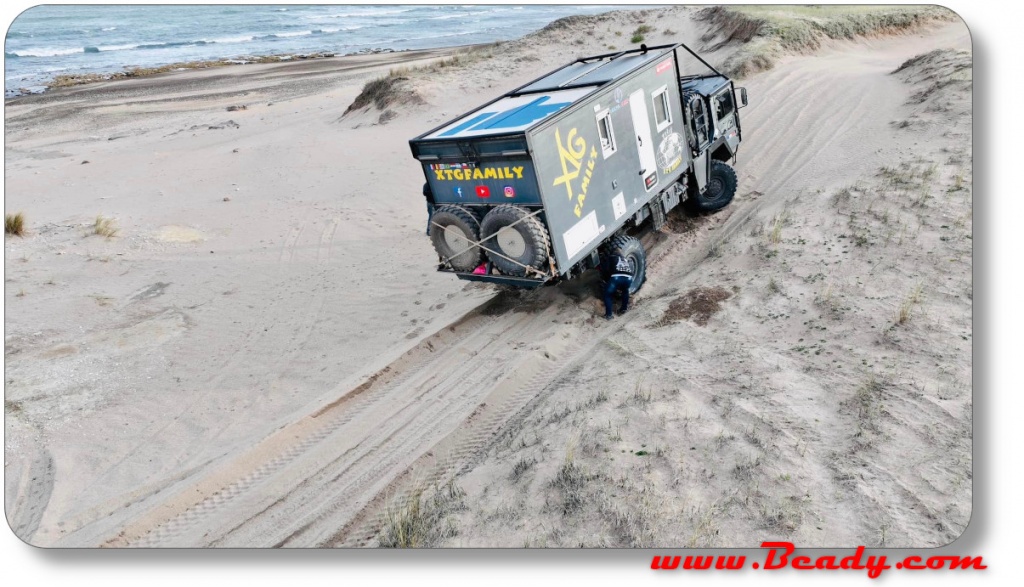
[[430, 163, 525, 182], [650, 542, 987, 579], [552, 127, 598, 218]]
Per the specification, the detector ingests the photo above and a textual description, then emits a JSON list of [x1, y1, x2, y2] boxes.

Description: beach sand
[[4, 7, 971, 547]]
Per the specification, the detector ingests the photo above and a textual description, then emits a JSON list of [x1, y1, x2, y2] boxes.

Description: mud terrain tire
[[688, 160, 737, 213], [479, 205, 550, 277], [429, 205, 482, 272], [607, 234, 646, 295]]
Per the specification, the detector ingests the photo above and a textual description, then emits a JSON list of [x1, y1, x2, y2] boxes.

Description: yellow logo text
[[433, 166, 524, 181], [552, 127, 599, 218]]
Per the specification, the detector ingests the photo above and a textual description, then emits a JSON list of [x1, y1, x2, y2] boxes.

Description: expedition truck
[[409, 42, 747, 293]]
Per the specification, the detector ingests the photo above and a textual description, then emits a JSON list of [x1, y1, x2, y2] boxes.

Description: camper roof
[[419, 45, 678, 142]]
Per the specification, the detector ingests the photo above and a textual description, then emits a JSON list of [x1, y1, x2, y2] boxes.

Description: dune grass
[[344, 48, 493, 117], [378, 480, 466, 547], [698, 5, 957, 78], [5, 212, 26, 236], [93, 215, 118, 238]]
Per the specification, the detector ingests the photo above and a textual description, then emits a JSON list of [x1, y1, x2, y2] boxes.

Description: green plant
[[5, 212, 25, 236]]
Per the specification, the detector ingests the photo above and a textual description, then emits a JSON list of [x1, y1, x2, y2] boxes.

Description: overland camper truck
[[409, 43, 747, 293]]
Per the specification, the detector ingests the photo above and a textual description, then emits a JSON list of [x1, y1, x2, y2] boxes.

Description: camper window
[[653, 86, 672, 132], [596, 110, 616, 159]]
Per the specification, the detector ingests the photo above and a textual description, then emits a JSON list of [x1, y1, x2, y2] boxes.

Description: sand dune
[[4, 7, 970, 548]]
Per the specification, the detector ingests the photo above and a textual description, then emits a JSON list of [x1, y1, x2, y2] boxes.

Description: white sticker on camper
[[612, 193, 626, 220], [563, 210, 600, 259]]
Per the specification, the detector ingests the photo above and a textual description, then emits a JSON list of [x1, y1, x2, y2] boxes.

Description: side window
[[596, 110, 616, 159], [652, 86, 672, 132], [715, 91, 734, 120]]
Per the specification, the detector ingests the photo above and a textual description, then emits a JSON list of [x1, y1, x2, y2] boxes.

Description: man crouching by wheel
[[601, 251, 634, 320]]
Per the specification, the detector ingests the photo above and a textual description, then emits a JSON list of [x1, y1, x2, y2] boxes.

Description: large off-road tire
[[429, 205, 482, 272], [607, 234, 646, 295], [479, 205, 550, 277], [688, 159, 737, 213]]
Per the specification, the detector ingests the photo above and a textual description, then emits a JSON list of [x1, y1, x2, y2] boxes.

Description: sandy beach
[[5, 6, 971, 548]]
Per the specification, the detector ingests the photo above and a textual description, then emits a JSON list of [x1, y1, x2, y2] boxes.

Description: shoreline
[[3, 41, 497, 105], [3, 6, 627, 99], [4, 42, 493, 100]]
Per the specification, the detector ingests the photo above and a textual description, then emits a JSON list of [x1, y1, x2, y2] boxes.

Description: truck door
[[629, 88, 659, 192], [713, 88, 740, 156]]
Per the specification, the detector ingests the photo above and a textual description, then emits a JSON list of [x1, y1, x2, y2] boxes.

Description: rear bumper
[[449, 271, 549, 288]]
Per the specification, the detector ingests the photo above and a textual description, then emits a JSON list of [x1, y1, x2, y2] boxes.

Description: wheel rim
[[706, 176, 725, 200], [443, 225, 470, 252], [496, 226, 527, 258]]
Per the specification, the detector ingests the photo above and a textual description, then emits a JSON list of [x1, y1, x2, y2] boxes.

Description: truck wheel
[[688, 160, 737, 213], [607, 235, 646, 295], [430, 205, 482, 272], [479, 205, 550, 277]]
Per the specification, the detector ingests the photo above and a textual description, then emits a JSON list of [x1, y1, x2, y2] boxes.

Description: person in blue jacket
[[600, 252, 634, 320]]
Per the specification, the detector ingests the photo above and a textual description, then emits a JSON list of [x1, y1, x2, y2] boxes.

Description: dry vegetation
[[378, 480, 466, 547], [697, 5, 958, 78], [6, 212, 26, 236], [92, 215, 118, 238], [343, 48, 495, 119]]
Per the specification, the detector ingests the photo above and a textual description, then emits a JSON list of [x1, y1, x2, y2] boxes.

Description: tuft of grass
[[93, 215, 118, 238], [631, 25, 652, 43], [768, 212, 787, 245], [629, 375, 652, 407], [378, 480, 466, 548], [759, 497, 804, 533], [345, 75, 409, 115], [852, 375, 885, 435], [5, 212, 26, 236], [510, 457, 537, 482], [552, 460, 587, 515], [894, 282, 924, 325], [344, 50, 492, 117]]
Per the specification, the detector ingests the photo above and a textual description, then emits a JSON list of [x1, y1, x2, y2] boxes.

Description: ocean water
[[4, 4, 628, 96]]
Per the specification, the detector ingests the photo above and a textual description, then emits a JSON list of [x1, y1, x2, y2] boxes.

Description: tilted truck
[[409, 42, 748, 293]]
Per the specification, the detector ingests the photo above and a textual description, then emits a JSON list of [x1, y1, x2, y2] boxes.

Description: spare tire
[[429, 205, 482, 272], [479, 205, 550, 277], [606, 234, 646, 295]]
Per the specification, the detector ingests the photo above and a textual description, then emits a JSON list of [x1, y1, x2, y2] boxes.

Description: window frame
[[714, 90, 735, 121], [652, 85, 672, 132], [595, 109, 617, 159]]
